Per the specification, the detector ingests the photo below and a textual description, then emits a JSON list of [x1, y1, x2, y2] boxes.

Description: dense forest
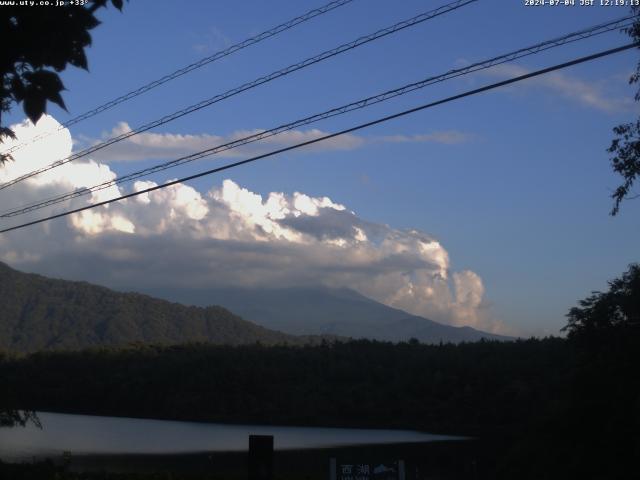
[[1, 265, 638, 479], [0, 339, 569, 435], [1, 332, 638, 478]]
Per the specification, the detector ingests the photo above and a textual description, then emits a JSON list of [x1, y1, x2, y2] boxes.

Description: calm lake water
[[0, 412, 463, 460]]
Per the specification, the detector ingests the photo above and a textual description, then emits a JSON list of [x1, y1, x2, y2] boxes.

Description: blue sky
[[2, 0, 639, 336]]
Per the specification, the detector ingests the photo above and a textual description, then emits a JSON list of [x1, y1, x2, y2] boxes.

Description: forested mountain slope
[[0, 262, 297, 352]]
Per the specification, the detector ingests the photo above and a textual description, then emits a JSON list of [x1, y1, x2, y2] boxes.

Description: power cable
[[0, 15, 634, 218], [0, 0, 478, 190], [0, 0, 356, 157], [1, 42, 635, 235]]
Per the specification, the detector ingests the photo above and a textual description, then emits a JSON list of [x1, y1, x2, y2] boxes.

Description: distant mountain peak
[[0, 262, 511, 351], [141, 284, 513, 344]]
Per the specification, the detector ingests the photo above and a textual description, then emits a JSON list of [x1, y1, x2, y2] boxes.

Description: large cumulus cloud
[[0, 116, 505, 333]]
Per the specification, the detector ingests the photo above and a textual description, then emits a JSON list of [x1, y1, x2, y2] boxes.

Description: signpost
[[248, 435, 274, 480], [330, 458, 405, 480]]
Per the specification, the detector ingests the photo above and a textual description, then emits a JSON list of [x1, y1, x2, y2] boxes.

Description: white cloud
[[0, 116, 506, 334], [192, 26, 232, 54], [0, 116, 121, 218], [379, 131, 476, 145], [82, 123, 365, 163], [75, 122, 475, 163], [480, 63, 635, 113]]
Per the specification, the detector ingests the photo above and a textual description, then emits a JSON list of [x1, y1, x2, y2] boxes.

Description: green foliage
[[608, 9, 640, 215], [0, 0, 126, 164], [608, 120, 640, 215]]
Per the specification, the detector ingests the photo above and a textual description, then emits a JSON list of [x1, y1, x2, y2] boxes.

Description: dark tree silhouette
[[0, 351, 41, 429], [563, 263, 640, 339], [0, 409, 40, 428], [608, 8, 640, 215], [546, 264, 640, 479], [0, 0, 126, 164]]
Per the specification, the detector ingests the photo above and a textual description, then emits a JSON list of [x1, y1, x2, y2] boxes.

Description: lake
[[0, 412, 464, 460]]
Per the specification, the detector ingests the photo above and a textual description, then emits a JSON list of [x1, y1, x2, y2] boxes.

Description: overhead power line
[[0, 14, 634, 218], [0, 0, 478, 191], [0, 42, 635, 235], [0, 0, 356, 158]]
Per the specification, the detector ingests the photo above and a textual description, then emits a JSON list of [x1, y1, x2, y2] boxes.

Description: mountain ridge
[[0, 262, 301, 353], [0, 262, 511, 352], [141, 284, 512, 343]]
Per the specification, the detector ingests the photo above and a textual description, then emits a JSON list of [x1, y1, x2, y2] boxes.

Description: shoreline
[[3, 441, 487, 479]]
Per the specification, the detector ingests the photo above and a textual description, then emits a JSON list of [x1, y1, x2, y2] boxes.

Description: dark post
[[248, 434, 274, 480]]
